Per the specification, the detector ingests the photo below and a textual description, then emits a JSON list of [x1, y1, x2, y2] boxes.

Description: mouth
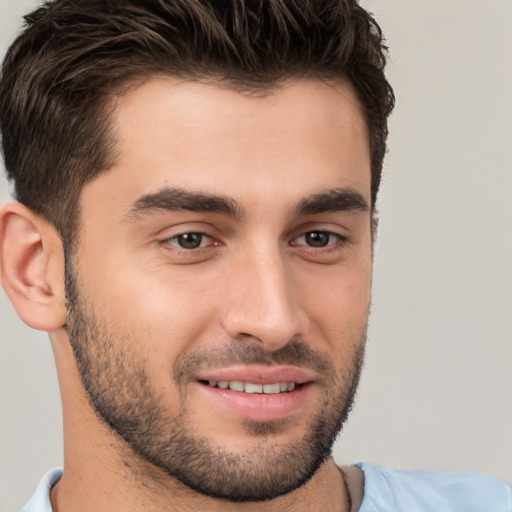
[[200, 380, 298, 394], [194, 366, 314, 422]]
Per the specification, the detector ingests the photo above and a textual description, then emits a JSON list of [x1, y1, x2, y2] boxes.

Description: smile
[[198, 379, 311, 422], [195, 365, 315, 420], [205, 380, 296, 394]]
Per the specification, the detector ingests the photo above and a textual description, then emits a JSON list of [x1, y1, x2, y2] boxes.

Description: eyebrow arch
[[124, 187, 244, 222], [295, 187, 370, 216]]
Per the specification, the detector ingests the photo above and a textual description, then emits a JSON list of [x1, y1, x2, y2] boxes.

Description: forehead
[[83, 77, 371, 213]]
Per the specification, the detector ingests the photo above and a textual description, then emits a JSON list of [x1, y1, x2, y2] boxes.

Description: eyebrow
[[295, 188, 370, 216], [124, 187, 243, 222], [124, 186, 369, 223]]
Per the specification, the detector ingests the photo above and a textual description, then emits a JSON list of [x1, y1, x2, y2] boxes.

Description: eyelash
[[162, 232, 215, 250], [291, 231, 346, 250], [161, 230, 347, 252]]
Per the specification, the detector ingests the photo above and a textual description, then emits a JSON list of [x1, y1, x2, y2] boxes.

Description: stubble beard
[[64, 261, 366, 502]]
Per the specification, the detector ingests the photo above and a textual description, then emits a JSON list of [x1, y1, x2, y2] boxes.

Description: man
[[0, 1, 510, 511]]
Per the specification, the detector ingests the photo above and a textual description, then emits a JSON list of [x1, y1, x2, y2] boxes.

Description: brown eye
[[169, 232, 209, 249], [293, 231, 341, 248], [304, 232, 331, 247]]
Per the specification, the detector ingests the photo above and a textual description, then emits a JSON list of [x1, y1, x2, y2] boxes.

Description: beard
[[64, 259, 366, 502]]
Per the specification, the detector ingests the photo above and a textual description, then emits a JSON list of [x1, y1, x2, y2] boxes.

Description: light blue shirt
[[20, 463, 512, 511], [20, 468, 61, 512], [357, 462, 512, 511]]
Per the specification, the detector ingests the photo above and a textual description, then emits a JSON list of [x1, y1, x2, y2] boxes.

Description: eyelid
[[183, 233, 210, 247], [154, 221, 222, 250], [160, 231, 217, 249], [156, 230, 223, 265], [291, 231, 346, 247]]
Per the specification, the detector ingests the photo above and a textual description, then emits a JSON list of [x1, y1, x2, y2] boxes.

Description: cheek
[[300, 262, 371, 345], [79, 256, 221, 364]]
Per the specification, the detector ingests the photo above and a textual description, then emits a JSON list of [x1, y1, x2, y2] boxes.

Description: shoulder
[[19, 468, 62, 512], [357, 462, 512, 512]]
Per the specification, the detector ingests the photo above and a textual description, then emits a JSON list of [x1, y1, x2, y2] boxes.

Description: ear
[[0, 201, 67, 331]]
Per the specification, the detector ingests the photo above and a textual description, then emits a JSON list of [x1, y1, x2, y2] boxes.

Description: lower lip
[[197, 382, 312, 422]]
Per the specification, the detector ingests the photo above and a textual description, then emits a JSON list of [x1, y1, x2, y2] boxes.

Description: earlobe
[[0, 201, 66, 331]]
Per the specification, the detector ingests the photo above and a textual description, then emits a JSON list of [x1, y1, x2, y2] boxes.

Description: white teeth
[[229, 381, 245, 392], [206, 380, 298, 394], [263, 383, 281, 394], [245, 383, 263, 394]]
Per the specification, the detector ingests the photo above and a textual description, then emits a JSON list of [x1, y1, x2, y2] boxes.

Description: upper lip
[[196, 365, 315, 385]]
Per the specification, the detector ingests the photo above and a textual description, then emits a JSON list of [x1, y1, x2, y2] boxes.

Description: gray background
[[1, 0, 511, 510]]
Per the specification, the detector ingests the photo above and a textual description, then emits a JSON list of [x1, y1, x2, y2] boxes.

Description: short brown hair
[[0, 0, 394, 244]]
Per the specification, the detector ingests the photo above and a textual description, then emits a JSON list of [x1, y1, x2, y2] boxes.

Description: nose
[[221, 246, 309, 352]]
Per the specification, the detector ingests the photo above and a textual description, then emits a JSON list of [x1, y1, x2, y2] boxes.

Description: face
[[66, 78, 372, 501]]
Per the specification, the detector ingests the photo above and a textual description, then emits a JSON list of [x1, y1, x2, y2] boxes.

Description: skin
[[0, 77, 370, 511]]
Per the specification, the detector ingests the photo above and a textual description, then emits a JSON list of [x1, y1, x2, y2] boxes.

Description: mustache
[[173, 339, 337, 383]]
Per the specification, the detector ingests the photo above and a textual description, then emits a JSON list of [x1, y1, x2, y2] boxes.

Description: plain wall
[[1, 0, 511, 510]]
